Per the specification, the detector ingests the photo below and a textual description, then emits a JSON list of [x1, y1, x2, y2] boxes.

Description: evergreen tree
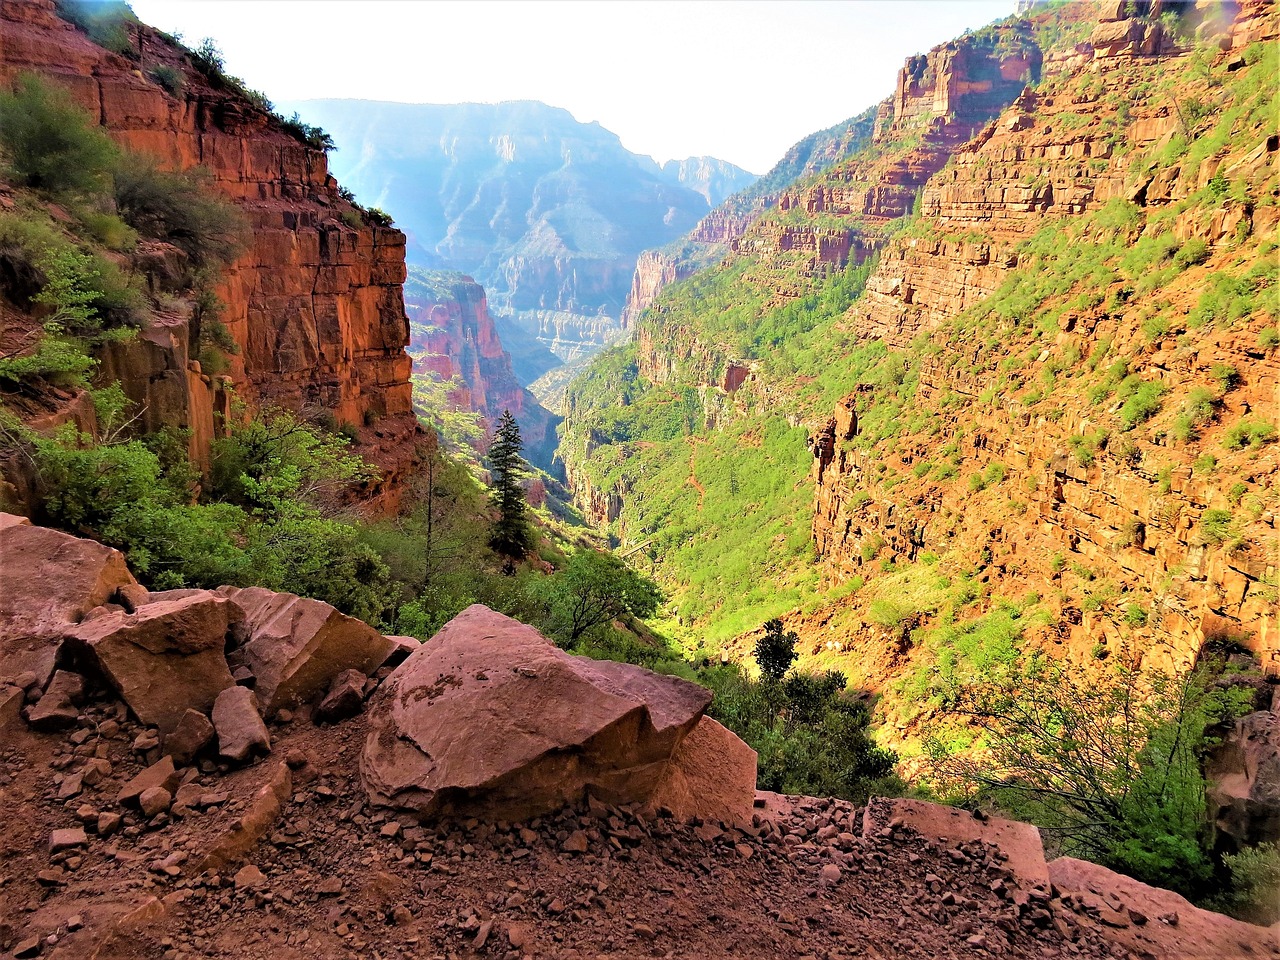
[[486, 410, 532, 558]]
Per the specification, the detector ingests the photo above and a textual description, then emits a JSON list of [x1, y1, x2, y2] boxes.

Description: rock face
[[810, 1, 1279, 675], [0, 1, 422, 511], [362, 604, 718, 820], [220, 586, 396, 714], [0, 516, 137, 684], [61, 594, 240, 734], [405, 270, 562, 469], [1208, 691, 1280, 849], [647, 716, 757, 827]]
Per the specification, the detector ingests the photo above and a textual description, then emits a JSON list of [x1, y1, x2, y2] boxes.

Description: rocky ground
[[1, 518, 1275, 960], [3, 686, 1275, 960], [0, 705, 1176, 960]]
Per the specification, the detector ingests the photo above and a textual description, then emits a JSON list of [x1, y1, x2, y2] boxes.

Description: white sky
[[128, 0, 1016, 174]]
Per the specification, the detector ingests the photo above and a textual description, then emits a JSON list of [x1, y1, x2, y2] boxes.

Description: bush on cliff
[[0, 73, 119, 197], [925, 655, 1252, 899], [703, 661, 900, 802]]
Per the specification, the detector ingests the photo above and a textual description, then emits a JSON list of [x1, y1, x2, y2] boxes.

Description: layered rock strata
[[0, 1, 422, 510]]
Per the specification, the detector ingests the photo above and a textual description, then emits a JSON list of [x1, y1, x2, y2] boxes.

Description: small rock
[[57, 772, 83, 801], [27, 671, 84, 730], [138, 786, 172, 817], [164, 709, 215, 765], [132, 730, 161, 752], [633, 922, 656, 939], [315, 669, 368, 723], [50, 827, 87, 853], [118, 756, 179, 806], [819, 864, 842, 885], [734, 843, 754, 860], [212, 686, 270, 763], [472, 919, 493, 948], [562, 830, 589, 854], [233, 864, 266, 890], [316, 876, 343, 896], [13, 936, 41, 958], [80, 758, 112, 785], [391, 905, 414, 926], [97, 811, 123, 836]]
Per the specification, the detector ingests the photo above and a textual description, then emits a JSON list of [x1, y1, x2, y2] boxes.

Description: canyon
[[0, 0, 1278, 953], [276, 97, 756, 404], [404, 269, 560, 470]]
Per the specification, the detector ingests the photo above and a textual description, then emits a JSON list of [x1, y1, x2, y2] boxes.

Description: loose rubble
[[0, 516, 1276, 959]]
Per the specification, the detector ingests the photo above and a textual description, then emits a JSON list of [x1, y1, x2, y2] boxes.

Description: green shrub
[[1125, 603, 1149, 626], [1222, 417, 1277, 450], [1118, 379, 1167, 431], [112, 159, 247, 268], [1193, 454, 1217, 475], [0, 73, 118, 196], [1259, 327, 1280, 351], [1199, 509, 1235, 545], [927, 657, 1252, 899], [1172, 238, 1210, 270], [148, 65, 184, 96]]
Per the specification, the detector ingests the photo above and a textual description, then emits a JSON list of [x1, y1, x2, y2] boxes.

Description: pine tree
[[486, 410, 532, 558]]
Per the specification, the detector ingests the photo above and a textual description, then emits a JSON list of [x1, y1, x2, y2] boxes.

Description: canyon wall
[[404, 271, 561, 470], [0, 0, 422, 511], [811, 1, 1279, 674]]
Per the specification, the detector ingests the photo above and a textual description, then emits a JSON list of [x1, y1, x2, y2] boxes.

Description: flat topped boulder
[[218, 586, 396, 713], [62, 593, 239, 734], [0, 516, 137, 684], [361, 604, 713, 820]]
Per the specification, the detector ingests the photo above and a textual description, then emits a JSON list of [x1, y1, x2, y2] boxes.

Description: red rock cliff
[[0, 0, 422, 512], [405, 273, 560, 468], [811, 2, 1279, 675]]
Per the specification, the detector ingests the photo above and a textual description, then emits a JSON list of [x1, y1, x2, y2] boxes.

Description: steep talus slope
[[404, 270, 561, 470], [811, 1, 1279, 686], [276, 98, 752, 393], [0, 0, 423, 511]]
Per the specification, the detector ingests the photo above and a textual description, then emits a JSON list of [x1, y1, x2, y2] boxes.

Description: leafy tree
[[538, 551, 663, 644], [486, 410, 532, 558], [0, 73, 118, 196], [925, 655, 1251, 898], [702, 662, 900, 802], [210, 408, 372, 516], [754, 618, 799, 683]]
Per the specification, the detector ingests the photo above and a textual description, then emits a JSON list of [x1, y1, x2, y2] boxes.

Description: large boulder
[[0, 516, 138, 685], [61, 593, 239, 733], [1207, 695, 1280, 848], [1049, 856, 1274, 959], [647, 716, 757, 826], [219, 586, 396, 713], [362, 604, 712, 820]]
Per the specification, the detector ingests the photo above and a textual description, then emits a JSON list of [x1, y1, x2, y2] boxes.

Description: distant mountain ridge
[[277, 98, 756, 402]]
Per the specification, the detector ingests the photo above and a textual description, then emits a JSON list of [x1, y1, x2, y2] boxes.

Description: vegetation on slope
[[561, 18, 1278, 914]]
